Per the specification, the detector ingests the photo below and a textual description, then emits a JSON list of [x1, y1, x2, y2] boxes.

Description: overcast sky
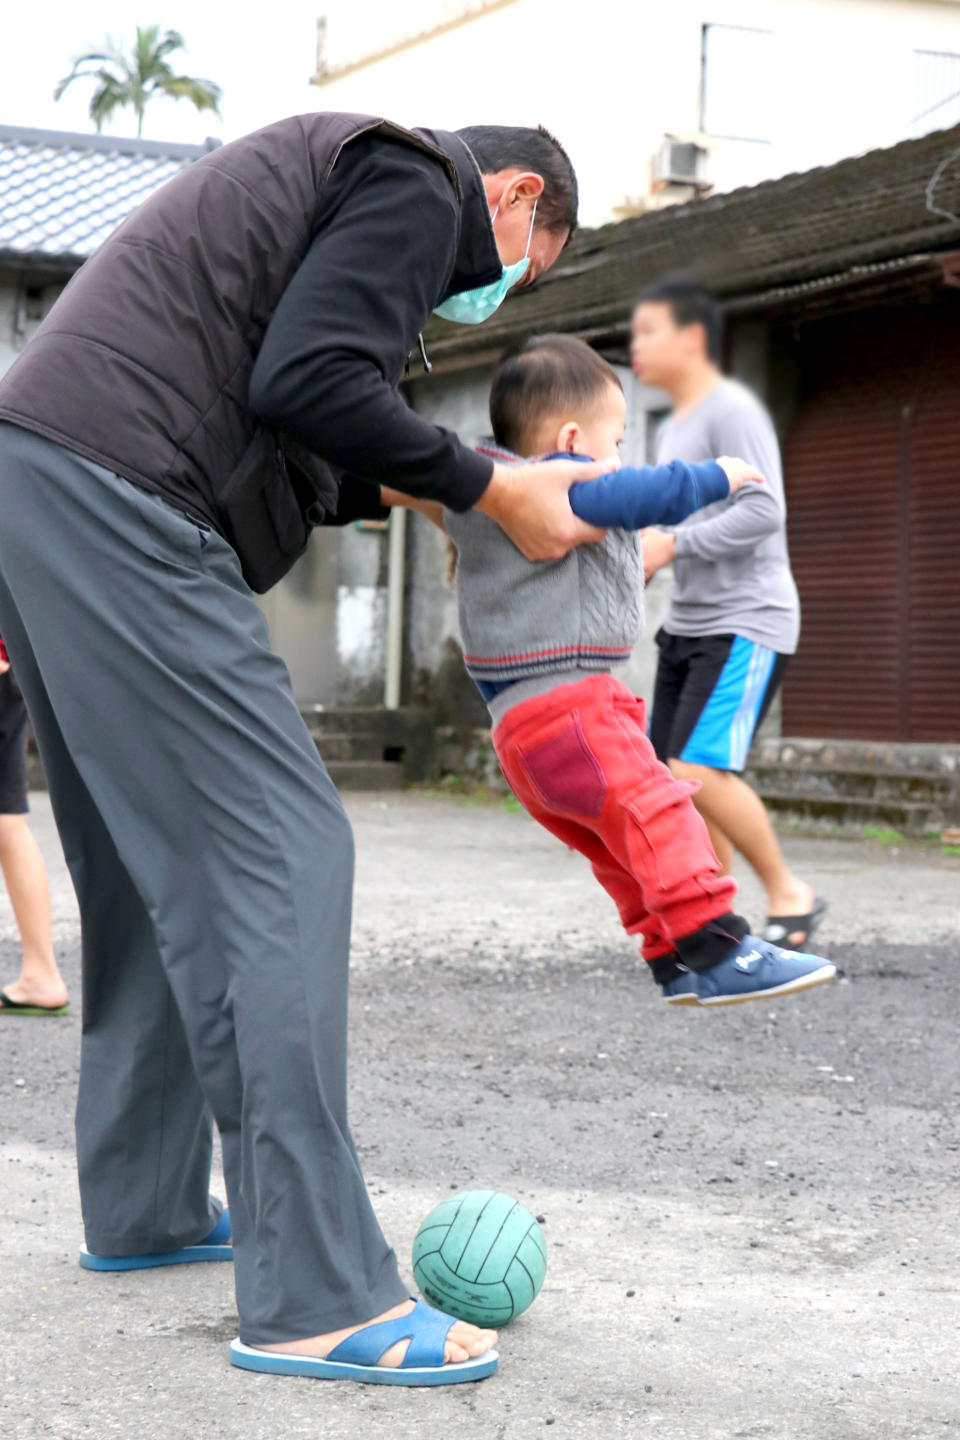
[[1, 3, 325, 143]]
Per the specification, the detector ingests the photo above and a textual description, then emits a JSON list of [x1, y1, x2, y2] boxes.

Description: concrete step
[[745, 737, 960, 835], [323, 759, 406, 791], [300, 706, 436, 782], [751, 737, 960, 779], [759, 789, 941, 834], [310, 732, 389, 764], [302, 706, 419, 737], [745, 762, 954, 805]]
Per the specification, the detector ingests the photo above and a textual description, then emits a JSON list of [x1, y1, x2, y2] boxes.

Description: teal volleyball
[[412, 1190, 547, 1327]]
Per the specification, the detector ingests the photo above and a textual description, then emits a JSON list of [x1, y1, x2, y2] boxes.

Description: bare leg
[[0, 813, 68, 1008], [670, 760, 814, 944]]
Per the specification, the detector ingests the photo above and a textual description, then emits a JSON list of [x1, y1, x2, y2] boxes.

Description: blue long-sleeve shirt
[[551, 453, 730, 529]]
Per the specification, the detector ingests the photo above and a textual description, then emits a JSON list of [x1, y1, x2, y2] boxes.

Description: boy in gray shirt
[[441, 334, 834, 1007], [632, 276, 823, 950]]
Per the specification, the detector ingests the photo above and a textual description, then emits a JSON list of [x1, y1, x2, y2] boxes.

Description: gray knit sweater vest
[[444, 444, 644, 684]]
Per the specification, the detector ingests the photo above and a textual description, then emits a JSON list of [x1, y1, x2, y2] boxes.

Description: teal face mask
[[433, 199, 537, 325]]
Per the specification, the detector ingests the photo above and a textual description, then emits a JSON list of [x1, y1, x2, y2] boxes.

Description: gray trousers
[[0, 424, 407, 1345]]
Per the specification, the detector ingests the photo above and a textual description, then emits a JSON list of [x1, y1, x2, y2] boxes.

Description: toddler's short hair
[[489, 334, 622, 456]]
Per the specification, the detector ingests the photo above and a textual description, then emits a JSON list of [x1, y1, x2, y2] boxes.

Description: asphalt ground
[[1, 791, 958, 1440]]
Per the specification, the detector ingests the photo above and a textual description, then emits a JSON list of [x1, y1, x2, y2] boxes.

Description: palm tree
[[54, 25, 222, 138]]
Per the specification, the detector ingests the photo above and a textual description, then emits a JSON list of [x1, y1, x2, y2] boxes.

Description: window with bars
[[700, 23, 773, 143], [912, 50, 960, 135]]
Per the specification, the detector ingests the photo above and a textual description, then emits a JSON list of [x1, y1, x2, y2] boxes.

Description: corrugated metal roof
[[0, 124, 217, 266], [423, 123, 960, 370]]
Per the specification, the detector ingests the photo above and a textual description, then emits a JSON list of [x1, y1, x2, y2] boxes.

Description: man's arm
[[567, 459, 729, 530], [381, 486, 446, 531], [671, 482, 782, 560], [249, 138, 611, 559], [249, 138, 493, 513]]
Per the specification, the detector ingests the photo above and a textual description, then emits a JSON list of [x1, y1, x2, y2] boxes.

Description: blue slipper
[[79, 1207, 232, 1271], [229, 1298, 499, 1387]]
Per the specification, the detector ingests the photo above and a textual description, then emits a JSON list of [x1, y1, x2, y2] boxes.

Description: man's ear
[[683, 320, 710, 359], [555, 420, 582, 454], [499, 170, 546, 208]]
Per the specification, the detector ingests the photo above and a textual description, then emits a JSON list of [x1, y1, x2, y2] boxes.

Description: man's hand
[[640, 527, 676, 582], [716, 455, 765, 492], [476, 459, 613, 561]]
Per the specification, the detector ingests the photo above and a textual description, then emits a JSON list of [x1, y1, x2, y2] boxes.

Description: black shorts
[[649, 628, 788, 773], [0, 671, 29, 814]]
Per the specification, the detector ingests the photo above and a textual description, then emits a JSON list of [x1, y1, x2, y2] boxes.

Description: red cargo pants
[[492, 674, 738, 963]]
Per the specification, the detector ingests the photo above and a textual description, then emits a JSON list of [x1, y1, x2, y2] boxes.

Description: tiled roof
[[0, 124, 218, 266], [424, 123, 960, 370]]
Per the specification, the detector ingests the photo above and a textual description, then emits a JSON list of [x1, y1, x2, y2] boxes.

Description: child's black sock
[[652, 912, 751, 984]]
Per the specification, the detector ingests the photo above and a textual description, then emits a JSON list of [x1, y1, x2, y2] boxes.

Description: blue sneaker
[[663, 936, 836, 1008], [661, 971, 700, 1006]]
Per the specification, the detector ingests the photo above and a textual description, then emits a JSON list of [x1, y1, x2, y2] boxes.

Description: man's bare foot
[[765, 879, 817, 947], [258, 1299, 497, 1368], [0, 976, 69, 1009]]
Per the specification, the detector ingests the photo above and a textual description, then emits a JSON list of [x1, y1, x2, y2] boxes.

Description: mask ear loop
[[524, 198, 538, 258], [489, 197, 538, 253]]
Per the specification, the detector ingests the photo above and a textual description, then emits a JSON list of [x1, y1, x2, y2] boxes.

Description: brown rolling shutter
[[782, 301, 960, 743], [906, 351, 960, 740]]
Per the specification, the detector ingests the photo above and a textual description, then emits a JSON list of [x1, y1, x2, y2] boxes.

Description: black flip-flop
[[0, 989, 70, 1017], [763, 897, 827, 951]]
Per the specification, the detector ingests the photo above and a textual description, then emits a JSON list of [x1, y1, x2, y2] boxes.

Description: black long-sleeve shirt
[[249, 135, 495, 513]]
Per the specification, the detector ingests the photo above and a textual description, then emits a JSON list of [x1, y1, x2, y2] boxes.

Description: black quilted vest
[[0, 113, 470, 590]]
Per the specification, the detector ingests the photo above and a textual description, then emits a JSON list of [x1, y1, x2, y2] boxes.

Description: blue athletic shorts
[[649, 629, 788, 773]]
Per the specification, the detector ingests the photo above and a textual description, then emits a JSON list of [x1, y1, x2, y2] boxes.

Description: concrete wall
[[0, 268, 67, 375], [259, 519, 395, 709], [313, 0, 960, 226], [405, 367, 492, 722]]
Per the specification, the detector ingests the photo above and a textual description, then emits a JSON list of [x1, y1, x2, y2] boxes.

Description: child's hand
[[640, 528, 675, 582], [716, 456, 765, 493]]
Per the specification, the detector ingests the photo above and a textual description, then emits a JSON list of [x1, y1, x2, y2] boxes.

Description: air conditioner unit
[[651, 137, 709, 189]]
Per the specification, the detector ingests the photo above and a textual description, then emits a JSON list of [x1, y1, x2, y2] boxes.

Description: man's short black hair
[[490, 333, 621, 455], [636, 274, 723, 362], [456, 124, 578, 237]]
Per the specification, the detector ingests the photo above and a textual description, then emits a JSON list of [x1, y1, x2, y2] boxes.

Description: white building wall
[[312, 0, 960, 224]]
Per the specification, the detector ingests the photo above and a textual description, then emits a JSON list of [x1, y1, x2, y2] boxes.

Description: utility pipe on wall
[[384, 505, 406, 710]]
